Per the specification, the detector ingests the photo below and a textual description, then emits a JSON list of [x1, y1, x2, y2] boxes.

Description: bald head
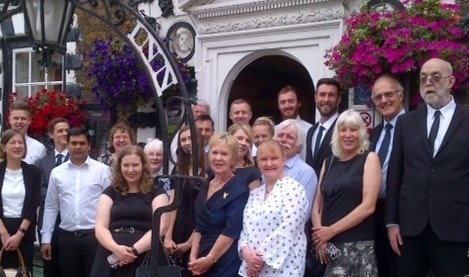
[[419, 58, 455, 109]]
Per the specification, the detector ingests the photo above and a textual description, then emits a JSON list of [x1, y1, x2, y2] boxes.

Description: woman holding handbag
[[0, 129, 40, 273], [164, 126, 206, 276], [311, 109, 382, 276], [90, 145, 169, 277]]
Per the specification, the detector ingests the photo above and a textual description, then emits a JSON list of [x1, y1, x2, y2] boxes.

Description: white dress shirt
[[426, 98, 456, 157], [41, 156, 111, 243], [23, 136, 46, 166], [310, 113, 339, 159]]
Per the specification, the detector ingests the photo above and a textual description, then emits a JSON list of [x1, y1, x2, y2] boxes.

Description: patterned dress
[[238, 177, 308, 276]]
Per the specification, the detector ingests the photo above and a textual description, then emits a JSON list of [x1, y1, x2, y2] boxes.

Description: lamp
[[21, 0, 75, 51]]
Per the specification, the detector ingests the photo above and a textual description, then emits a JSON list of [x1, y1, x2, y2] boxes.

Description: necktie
[[428, 110, 441, 154], [377, 123, 393, 164], [314, 126, 325, 159], [55, 153, 63, 167]]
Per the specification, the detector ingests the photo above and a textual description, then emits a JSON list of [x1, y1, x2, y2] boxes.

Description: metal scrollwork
[[1, 1, 201, 275]]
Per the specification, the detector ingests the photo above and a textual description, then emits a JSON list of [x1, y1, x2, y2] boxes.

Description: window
[[12, 47, 63, 98]]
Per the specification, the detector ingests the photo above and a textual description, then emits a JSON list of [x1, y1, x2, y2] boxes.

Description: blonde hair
[[252, 116, 275, 137], [330, 109, 369, 158], [227, 123, 255, 167], [257, 139, 285, 160], [209, 133, 239, 170]]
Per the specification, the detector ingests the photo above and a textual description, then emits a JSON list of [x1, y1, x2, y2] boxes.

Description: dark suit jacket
[[386, 104, 469, 242], [37, 152, 59, 203], [0, 161, 41, 241], [305, 120, 336, 176]]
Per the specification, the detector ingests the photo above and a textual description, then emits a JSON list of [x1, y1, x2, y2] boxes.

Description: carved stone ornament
[[196, 5, 346, 34]]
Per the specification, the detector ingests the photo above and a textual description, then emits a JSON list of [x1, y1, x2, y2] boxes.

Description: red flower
[[9, 89, 85, 137]]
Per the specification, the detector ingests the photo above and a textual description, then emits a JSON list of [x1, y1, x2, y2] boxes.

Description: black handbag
[[0, 248, 30, 277], [135, 242, 182, 277]]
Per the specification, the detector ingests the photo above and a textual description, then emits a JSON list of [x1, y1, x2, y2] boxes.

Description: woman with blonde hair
[[311, 109, 381, 276], [227, 124, 261, 190], [239, 139, 308, 276], [252, 116, 275, 148], [188, 134, 250, 276]]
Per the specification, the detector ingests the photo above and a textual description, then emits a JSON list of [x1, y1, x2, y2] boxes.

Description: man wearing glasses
[[386, 58, 469, 276], [369, 74, 405, 277]]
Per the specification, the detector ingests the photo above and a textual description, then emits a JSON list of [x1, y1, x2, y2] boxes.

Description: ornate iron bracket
[[0, 1, 202, 275]]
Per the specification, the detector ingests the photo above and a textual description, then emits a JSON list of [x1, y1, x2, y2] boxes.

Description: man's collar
[[68, 156, 90, 167], [319, 113, 339, 129], [384, 108, 406, 126], [285, 154, 301, 168]]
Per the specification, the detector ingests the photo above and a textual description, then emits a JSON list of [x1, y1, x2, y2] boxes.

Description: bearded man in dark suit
[[305, 78, 341, 277], [386, 58, 469, 276]]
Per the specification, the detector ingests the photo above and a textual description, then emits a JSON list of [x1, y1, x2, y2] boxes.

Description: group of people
[[0, 57, 467, 277]]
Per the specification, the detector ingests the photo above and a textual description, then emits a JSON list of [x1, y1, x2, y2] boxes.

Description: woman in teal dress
[[188, 134, 249, 276]]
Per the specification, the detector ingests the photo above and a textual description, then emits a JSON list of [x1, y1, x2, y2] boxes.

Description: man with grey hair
[[192, 99, 210, 120], [275, 119, 318, 277], [275, 119, 317, 217], [369, 74, 405, 277]]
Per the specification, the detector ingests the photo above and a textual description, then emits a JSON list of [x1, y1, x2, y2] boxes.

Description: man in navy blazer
[[386, 58, 469, 276], [304, 78, 341, 277], [369, 74, 405, 277], [37, 118, 70, 277]]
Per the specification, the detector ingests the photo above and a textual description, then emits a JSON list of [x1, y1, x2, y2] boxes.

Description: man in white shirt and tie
[[369, 74, 405, 277], [41, 127, 111, 277]]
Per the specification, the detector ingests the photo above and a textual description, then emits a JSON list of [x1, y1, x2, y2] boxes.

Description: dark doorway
[[228, 55, 315, 126]]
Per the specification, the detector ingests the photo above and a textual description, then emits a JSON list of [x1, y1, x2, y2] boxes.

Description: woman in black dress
[[90, 145, 169, 277], [164, 126, 206, 276], [311, 109, 381, 276]]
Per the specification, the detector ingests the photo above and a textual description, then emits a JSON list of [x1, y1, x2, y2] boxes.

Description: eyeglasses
[[371, 90, 400, 103], [419, 75, 452, 85]]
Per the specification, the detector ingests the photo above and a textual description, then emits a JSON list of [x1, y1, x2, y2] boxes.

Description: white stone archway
[[188, 0, 349, 131]]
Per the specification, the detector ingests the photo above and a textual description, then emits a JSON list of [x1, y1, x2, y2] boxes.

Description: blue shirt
[[284, 154, 318, 220]]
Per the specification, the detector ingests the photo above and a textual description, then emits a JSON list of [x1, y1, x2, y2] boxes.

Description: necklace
[[211, 175, 233, 189]]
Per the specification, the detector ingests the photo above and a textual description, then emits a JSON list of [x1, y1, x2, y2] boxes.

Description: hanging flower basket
[[325, 0, 468, 94], [9, 89, 86, 137], [84, 38, 191, 113]]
